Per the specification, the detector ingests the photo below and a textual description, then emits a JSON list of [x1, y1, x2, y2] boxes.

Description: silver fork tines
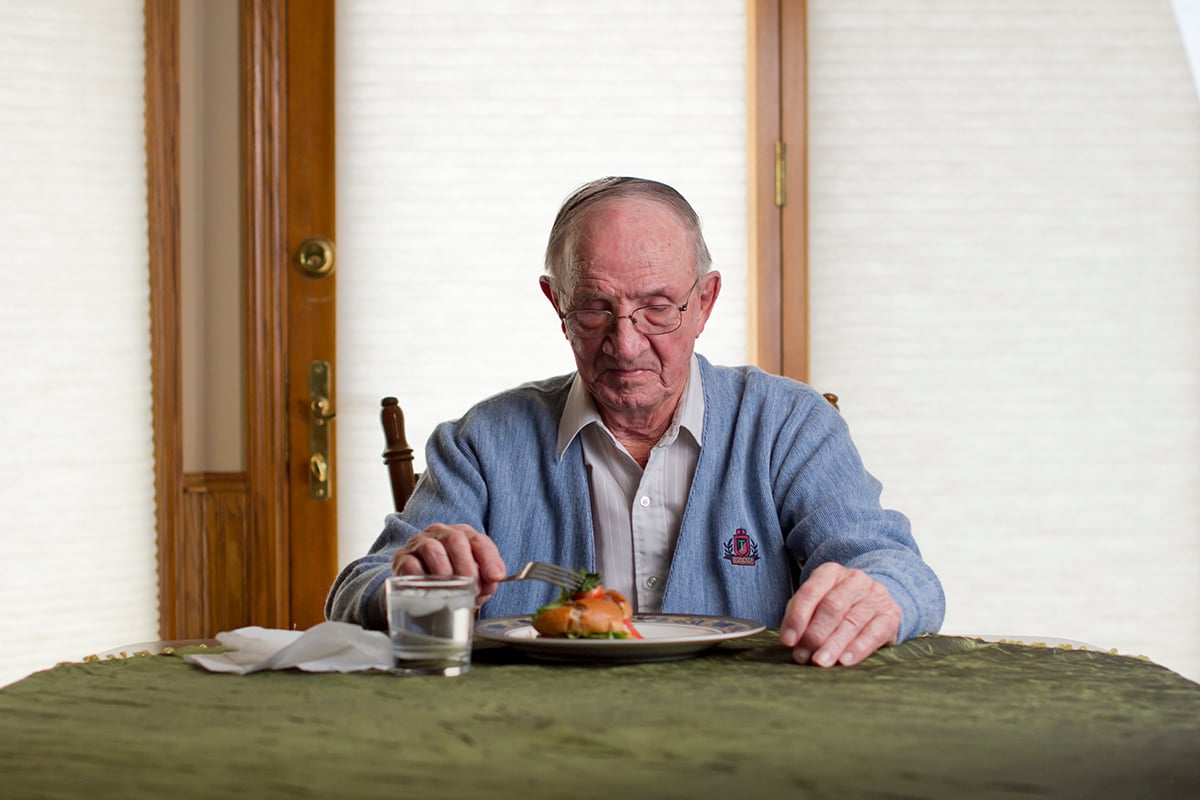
[[499, 561, 581, 591]]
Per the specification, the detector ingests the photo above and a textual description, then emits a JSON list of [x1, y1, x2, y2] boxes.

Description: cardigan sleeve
[[325, 375, 580, 628], [771, 388, 946, 641], [324, 416, 492, 629]]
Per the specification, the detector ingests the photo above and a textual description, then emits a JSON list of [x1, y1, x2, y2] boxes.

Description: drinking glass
[[385, 575, 476, 676]]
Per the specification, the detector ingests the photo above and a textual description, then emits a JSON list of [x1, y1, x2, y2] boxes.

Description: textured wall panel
[[336, 1, 748, 566], [808, 0, 1200, 680]]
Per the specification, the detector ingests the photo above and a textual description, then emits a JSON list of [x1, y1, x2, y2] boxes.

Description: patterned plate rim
[[475, 613, 765, 646]]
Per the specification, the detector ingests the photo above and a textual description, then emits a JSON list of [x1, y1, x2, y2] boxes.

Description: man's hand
[[390, 523, 507, 607], [780, 562, 901, 667]]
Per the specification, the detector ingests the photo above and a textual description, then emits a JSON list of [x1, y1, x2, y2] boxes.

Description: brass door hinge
[[775, 141, 787, 208]]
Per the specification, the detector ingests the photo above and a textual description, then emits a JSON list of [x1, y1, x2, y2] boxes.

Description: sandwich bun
[[532, 587, 641, 639]]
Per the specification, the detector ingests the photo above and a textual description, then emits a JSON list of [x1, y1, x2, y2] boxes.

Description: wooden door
[[243, 0, 337, 631], [283, 0, 338, 629]]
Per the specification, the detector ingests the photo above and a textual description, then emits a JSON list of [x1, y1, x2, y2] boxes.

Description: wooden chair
[[380, 391, 839, 511], [381, 397, 417, 511]]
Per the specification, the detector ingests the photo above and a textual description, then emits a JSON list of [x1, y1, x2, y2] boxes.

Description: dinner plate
[[474, 613, 766, 664]]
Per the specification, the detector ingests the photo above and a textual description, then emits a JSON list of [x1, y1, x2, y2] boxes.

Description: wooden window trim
[[779, 0, 809, 382], [748, 0, 808, 381], [748, 0, 783, 374]]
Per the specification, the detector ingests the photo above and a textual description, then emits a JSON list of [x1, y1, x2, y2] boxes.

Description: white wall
[[335, 0, 748, 562], [0, 0, 157, 688], [808, 0, 1200, 681]]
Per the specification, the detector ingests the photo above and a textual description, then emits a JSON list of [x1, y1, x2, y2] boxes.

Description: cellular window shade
[[0, 1, 157, 687], [334, 1, 748, 567], [807, 0, 1200, 681]]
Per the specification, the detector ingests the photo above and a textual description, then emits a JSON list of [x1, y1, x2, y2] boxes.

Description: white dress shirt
[[556, 355, 704, 612]]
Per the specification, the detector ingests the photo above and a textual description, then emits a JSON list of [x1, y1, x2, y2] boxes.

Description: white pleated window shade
[[0, 1, 157, 687], [808, 0, 1200, 681], [335, 1, 748, 565]]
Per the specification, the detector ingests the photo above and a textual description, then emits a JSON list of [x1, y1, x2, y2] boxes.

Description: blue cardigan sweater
[[326, 356, 945, 641]]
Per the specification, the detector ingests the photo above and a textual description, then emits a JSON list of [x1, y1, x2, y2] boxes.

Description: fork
[[498, 561, 583, 592]]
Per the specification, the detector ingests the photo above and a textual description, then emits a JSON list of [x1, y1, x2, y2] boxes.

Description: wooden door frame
[[241, 0, 291, 630], [147, 0, 288, 637], [146, 0, 186, 638], [149, 0, 333, 637]]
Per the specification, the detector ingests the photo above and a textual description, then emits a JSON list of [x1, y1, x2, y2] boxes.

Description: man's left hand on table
[[779, 562, 902, 668]]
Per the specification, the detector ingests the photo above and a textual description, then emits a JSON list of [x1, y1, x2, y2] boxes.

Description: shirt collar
[[556, 354, 704, 458]]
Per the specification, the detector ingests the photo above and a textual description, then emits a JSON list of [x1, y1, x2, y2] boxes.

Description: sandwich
[[531, 572, 643, 639]]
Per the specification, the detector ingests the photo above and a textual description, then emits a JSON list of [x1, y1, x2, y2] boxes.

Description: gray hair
[[542, 177, 713, 300]]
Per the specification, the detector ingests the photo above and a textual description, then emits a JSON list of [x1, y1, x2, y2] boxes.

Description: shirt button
[[645, 576, 660, 588], [639, 496, 651, 507]]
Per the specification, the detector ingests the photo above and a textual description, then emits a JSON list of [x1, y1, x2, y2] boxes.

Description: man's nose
[[604, 314, 645, 357]]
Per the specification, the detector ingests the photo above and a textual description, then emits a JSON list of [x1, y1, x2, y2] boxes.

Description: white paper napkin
[[183, 621, 393, 674]]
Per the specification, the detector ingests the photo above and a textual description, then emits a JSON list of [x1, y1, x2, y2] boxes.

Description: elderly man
[[327, 177, 944, 667]]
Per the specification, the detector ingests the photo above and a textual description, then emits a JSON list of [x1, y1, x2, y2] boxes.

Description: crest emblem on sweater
[[722, 529, 760, 566]]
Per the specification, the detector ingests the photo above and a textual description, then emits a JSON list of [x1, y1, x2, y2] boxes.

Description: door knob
[[296, 236, 336, 277]]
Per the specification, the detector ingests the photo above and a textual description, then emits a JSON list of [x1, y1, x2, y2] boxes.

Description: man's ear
[[539, 275, 559, 309], [540, 276, 568, 337], [694, 270, 722, 335]]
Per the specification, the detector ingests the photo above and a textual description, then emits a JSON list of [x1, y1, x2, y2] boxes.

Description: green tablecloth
[[2, 634, 1198, 799]]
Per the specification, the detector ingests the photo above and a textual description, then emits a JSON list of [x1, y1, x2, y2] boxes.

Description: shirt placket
[[631, 450, 671, 612]]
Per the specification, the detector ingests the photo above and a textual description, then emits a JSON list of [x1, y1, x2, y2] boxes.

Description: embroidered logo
[[722, 528, 760, 567]]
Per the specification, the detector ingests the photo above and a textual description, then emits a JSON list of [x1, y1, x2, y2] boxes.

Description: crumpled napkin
[[183, 621, 392, 674]]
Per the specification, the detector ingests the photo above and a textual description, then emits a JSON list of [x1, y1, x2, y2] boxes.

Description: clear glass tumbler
[[385, 575, 476, 676]]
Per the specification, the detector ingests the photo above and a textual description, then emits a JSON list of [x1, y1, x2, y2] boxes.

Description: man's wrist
[[364, 582, 389, 631]]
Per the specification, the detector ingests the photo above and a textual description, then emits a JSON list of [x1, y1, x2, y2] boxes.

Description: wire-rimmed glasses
[[558, 278, 700, 339]]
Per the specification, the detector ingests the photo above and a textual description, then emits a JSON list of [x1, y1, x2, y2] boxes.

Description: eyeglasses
[[559, 278, 700, 338]]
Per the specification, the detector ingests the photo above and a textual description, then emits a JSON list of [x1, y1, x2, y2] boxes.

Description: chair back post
[[381, 397, 417, 511]]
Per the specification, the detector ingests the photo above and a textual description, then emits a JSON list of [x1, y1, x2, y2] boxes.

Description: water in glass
[[386, 576, 476, 676]]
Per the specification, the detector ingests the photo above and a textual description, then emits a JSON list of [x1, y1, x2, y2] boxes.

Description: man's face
[[541, 197, 720, 434]]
